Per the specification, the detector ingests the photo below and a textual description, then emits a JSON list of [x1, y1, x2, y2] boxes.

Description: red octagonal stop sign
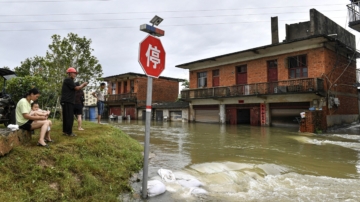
[[138, 35, 166, 78]]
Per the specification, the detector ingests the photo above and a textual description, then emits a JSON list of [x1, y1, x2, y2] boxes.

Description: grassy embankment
[[0, 120, 143, 202]]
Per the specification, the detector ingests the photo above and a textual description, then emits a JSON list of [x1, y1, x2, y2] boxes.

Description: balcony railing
[[105, 93, 137, 103], [180, 78, 324, 100], [348, 4, 360, 23]]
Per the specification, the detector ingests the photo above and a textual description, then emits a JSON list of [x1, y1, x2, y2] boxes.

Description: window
[[111, 82, 116, 94], [288, 55, 307, 78], [236, 65, 247, 73], [130, 80, 134, 93], [197, 72, 207, 88]]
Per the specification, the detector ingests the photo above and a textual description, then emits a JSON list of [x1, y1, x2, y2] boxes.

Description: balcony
[[180, 78, 325, 100], [105, 93, 137, 103], [347, 3, 360, 32]]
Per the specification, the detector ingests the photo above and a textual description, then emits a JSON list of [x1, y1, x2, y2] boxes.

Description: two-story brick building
[[102, 72, 187, 120], [176, 9, 359, 129]]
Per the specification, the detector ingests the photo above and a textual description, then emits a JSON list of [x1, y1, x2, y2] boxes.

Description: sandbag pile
[[144, 168, 208, 198]]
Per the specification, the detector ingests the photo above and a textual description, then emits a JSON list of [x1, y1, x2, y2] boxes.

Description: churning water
[[111, 120, 360, 202]]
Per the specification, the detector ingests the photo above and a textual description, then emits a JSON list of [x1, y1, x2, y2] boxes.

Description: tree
[[0, 66, 10, 93], [45, 33, 103, 96], [14, 56, 46, 77], [13, 33, 103, 108], [181, 79, 189, 89], [6, 76, 49, 107]]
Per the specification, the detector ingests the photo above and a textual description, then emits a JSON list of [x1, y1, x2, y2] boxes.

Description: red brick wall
[[136, 77, 179, 105], [189, 47, 329, 88], [188, 46, 358, 115], [323, 49, 357, 94]]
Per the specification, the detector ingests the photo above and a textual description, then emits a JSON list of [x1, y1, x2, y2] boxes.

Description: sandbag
[[177, 178, 203, 188], [158, 168, 176, 182], [190, 187, 208, 195], [146, 180, 166, 197]]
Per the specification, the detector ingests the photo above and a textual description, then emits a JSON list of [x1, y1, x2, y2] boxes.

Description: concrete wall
[[182, 109, 189, 121], [311, 9, 356, 49], [285, 9, 355, 49], [326, 114, 359, 127], [137, 108, 188, 121], [286, 22, 311, 41]]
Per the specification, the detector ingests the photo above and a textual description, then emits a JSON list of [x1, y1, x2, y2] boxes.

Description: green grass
[[0, 120, 143, 202]]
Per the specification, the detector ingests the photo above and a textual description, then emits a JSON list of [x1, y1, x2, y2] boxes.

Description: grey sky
[[0, 0, 357, 83]]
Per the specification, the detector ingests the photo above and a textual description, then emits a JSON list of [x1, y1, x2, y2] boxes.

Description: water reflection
[[109, 120, 360, 201]]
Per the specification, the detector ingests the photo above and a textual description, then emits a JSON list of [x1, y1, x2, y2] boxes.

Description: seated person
[[30, 102, 52, 131], [16, 88, 52, 148]]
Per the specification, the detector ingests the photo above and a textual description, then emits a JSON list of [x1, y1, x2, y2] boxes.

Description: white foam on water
[[190, 161, 256, 174], [286, 136, 322, 145], [149, 162, 360, 201], [332, 134, 360, 141], [321, 140, 360, 151], [357, 153, 360, 175]]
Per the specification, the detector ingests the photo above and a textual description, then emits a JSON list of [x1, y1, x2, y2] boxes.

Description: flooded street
[[110, 120, 360, 201]]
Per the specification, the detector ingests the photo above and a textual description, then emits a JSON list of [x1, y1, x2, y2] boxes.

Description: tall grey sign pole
[[138, 15, 165, 199], [142, 77, 152, 198]]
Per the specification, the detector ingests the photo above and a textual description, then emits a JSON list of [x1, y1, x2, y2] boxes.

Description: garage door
[[124, 106, 136, 120], [270, 102, 310, 127], [110, 107, 122, 116], [195, 109, 219, 123]]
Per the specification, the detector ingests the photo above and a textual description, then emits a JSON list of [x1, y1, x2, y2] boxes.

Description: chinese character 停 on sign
[[146, 44, 161, 69]]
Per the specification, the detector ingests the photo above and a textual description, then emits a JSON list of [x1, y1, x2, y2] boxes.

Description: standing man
[[61, 67, 88, 136], [74, 82, 85, 131], [92, 83, 106, 124]]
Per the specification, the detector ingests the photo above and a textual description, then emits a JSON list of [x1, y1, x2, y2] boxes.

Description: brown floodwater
[[109, 120, 360, 201]]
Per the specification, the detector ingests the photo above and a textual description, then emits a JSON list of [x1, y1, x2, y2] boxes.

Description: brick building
[[102, 72, 187, 120], [176, 9, 359, 129]]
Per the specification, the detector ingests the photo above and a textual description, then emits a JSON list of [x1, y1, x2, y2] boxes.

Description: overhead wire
[[0, 18, 349, 32], [0, 0, 111, 3], [0, 11, 346, 24], [0, 4, 345, 16]]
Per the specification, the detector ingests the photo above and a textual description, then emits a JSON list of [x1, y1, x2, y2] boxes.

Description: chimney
[[271, 16, 279, 44]]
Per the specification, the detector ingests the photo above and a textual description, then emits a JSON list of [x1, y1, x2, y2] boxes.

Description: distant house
[[102, 72, 187, 121], [83, 86, 100, 106], [176, 9, 359, 129]]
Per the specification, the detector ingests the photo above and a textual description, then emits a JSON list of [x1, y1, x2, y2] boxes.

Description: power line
[[0, 0, 111, 3], [0, 4, 345, 17], [0, 18, 347, 32], [0, 10, 345, 24]]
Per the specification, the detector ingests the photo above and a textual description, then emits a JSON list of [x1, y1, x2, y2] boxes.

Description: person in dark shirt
[[60, 67, 88, 136], [74, 82, 85, 131]]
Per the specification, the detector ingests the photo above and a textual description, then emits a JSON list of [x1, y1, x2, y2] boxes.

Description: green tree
[[0, 66, 11, 93], [14, 56, 46, 77], [181, 79, 189, 89], [13, 33, 103, 109], [45, 33, 103, 96], [6, 76, 50, 108]]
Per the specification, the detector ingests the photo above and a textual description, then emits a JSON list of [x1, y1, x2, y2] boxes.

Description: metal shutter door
[[195, 109, 219, 123]]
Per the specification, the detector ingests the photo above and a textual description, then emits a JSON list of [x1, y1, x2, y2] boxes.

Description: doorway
[[237, 109, 250, 124]]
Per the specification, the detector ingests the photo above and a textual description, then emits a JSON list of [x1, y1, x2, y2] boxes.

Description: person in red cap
[[60, 67, 88, 137]]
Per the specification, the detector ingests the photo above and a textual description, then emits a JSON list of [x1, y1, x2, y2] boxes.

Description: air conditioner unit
[[244, 85, 250, 95], [274, 86, 287, 93]]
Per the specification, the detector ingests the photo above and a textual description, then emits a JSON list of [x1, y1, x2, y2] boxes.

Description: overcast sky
[[0, 0, 358, 83]]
